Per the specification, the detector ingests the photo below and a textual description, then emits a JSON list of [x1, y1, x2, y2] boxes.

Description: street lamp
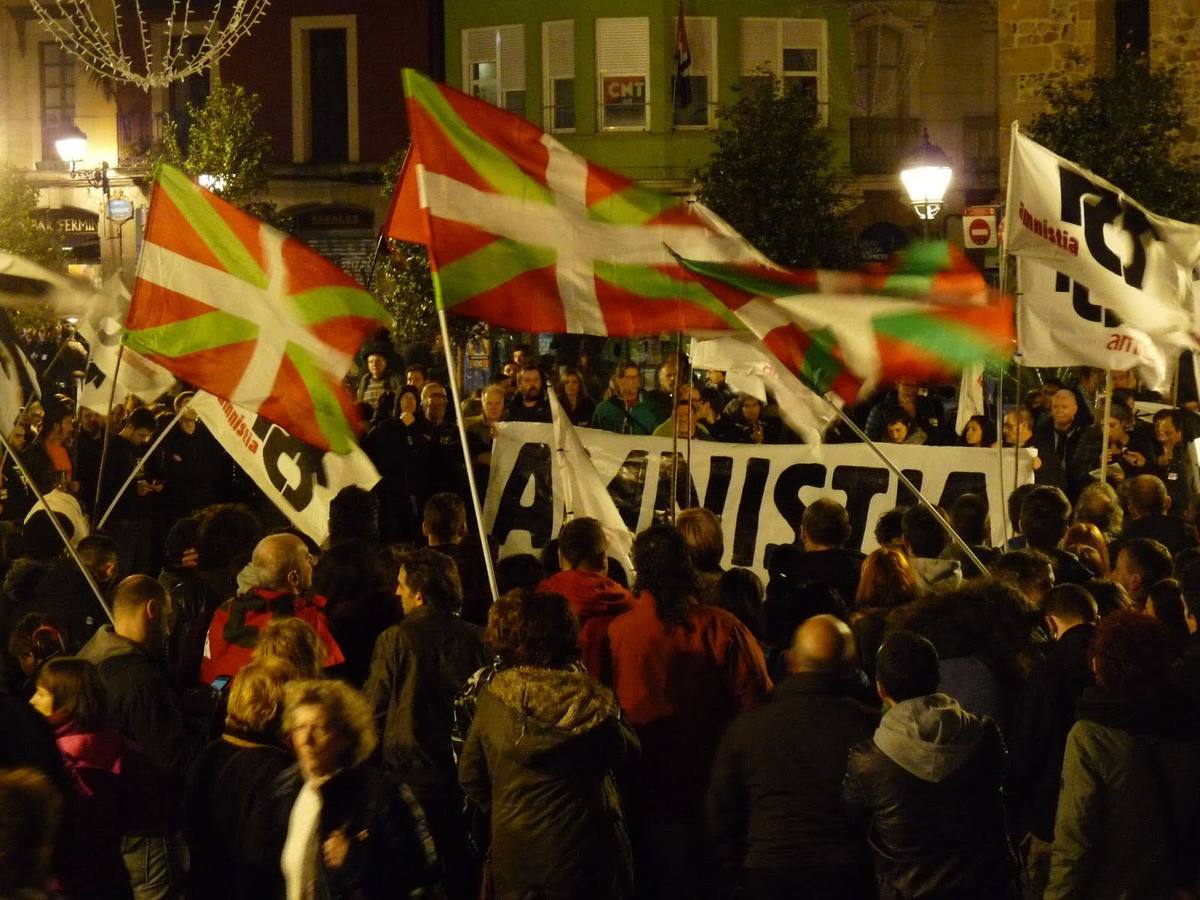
[[54, 125, 110, 198], [899, 128, 952, 238]]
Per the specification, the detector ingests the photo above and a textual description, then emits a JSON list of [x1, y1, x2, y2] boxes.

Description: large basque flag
[[386, 68, 769, 336], [127, 164, 392, 454], [675, 242, 1015, 402]]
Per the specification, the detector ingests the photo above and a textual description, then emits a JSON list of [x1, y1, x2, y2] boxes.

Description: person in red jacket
[[606, 523, 772, 900], [201, 533, 343, 685], [538, 517, 633, 679]]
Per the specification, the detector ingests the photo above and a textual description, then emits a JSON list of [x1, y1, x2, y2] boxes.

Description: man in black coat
[[29, 533, 118, 651], [1019, 486, 1092, 586], [708, 614, 879, 899], [842, 631, 1019, 900], [766, 499, 862, 644], [1008, 585, 1098, 898], [1117, 474, 1199, 558], [362, 547, 488, 900]]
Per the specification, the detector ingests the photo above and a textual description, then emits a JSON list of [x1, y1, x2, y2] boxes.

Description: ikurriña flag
[[674, 242, 1015, 403], [127, 164, 392, 454], [387, 68, 768, 336]]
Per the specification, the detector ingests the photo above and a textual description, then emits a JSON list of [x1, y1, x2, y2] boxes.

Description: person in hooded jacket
[[537, 517, 633, 679], [458, 588, 639, 900], [1044, 611, 1200, 900], [842, 631, 1019, 900]]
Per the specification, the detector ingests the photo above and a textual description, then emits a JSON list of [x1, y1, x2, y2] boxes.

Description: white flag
[[191, 391, 379, 545], [689, 335, 837, 445], [79, 277, 175, 412], [1016, 258, 1176, 392], [1006, 128, 1200, 338], [955, 362, 986, 436], [546, 389, 635, 577], [0, 250, 91, 313]]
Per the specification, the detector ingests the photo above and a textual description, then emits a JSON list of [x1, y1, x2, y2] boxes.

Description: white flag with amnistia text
[[1006, 127, 1200, 340]]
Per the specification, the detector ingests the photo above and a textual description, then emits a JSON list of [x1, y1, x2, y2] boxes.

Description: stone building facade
[[999, 0, 1200, 167]]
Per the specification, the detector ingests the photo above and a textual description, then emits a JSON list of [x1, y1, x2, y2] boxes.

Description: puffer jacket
[[458, 666, 639, 900], [842, 693, 1018, 900]]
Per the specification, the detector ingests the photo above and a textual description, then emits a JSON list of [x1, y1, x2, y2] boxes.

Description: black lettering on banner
[[251, 417, 328, 512], [492, 442, 553, 548], [895, 469, 925, 509], [764, 462, 827, 569], [654, 452, 694, 513], [731, 458, 770, 567], [1059, 167, 1159, 290], [84, 361, 106, 389], [936, 471, 988, 509], [607, 450, 649, 531], [701, 456, 734, 517], [1057, 271, 1121, 327], [830, 465, 891, 549]]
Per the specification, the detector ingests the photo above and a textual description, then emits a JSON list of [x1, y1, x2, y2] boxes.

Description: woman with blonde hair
[[280, 679, 439, 900], [183, 660, 295, 900], [1061, 522, 1110, 579], [253, 616, 325, 679]]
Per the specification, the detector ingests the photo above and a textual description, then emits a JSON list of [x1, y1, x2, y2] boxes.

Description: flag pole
[[996, 367, 1009, 543], [819, 394, 991, 577], [0, 430, 113, 624], [437, 308, 500, 606], [364, 232, 386, 292], [96, 406, 185, 531], [92, 342, 126, 520], [1098, 369, 1114, 486]]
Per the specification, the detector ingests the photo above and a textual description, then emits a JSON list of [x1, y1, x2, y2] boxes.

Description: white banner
[[79, 278, 175, 412], [1006, 128, 1200, 338], [1016, 258, 1172, 391], [191, 391, 379, 545], [483, 423, 1036, 580]]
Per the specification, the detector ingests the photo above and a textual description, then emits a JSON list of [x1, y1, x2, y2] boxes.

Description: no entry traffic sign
[[963, 206, 998, 249]]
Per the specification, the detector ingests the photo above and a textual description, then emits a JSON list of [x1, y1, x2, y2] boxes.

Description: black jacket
[[459, 666, 639, 900], [182, 733, 294, 900], [1009, 623, 1097, 839], [363, 605, 488, 788], [708, 672, 879, 871], [78, 625, 191, 780], [842, 694, 1018, 900], [31, 558, 111, 651], [279, 763, 442, 900], [1116, 514, 1199, 558]]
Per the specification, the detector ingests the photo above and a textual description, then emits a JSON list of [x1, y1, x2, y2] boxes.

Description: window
[[290, 15, 360, 164], [1115, 0, 1149, 59], [542, 20, 575, 132], [40, 42, 76, 161], [853, 23, 902, 117], [596, 17, 650, 131], [740, 18, 828, 125], [673, 17, 716, 129], [167, 35, 212, 154], [463, 25, 526, 116]]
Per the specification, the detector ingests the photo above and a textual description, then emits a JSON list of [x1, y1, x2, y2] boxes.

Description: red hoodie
[[538, 569, 634, 679]]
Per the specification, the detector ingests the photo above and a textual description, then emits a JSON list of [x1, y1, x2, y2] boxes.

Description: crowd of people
[[1, 323, 1199, 899]]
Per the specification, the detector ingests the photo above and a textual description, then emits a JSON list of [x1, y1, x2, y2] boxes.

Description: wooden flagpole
[[92, 343, 125, 520], [1098, 369, 1114, 486]]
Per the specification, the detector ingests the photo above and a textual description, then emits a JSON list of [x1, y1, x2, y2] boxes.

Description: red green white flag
[[675, 242, 1015, 403], [387, 68, 769, 335], [127, 164, 392, 454]]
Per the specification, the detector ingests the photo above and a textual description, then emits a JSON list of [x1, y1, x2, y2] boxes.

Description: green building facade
[[443, 0, 853, 190]]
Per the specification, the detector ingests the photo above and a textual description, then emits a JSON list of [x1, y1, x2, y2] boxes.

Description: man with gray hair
[[708, 615, 879, 898], [200, 532, 343, 684]]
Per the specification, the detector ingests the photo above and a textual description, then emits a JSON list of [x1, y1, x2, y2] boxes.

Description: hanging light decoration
[[27, 0, 271, 90]]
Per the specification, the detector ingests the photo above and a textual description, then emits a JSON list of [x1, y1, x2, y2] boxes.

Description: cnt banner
[[191, 391, 379, 545], [483, 423, 1037, 580]]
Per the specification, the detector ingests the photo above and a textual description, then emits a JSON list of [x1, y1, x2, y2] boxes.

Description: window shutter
[[498, 24, 525, 92], [596, 17, 649, 73], [740, 19, 779, 75], [782, 19, 825, 53], [543, 19, 574, 79], [463, 27, 494, 67], [686, 17, 715, 76]]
